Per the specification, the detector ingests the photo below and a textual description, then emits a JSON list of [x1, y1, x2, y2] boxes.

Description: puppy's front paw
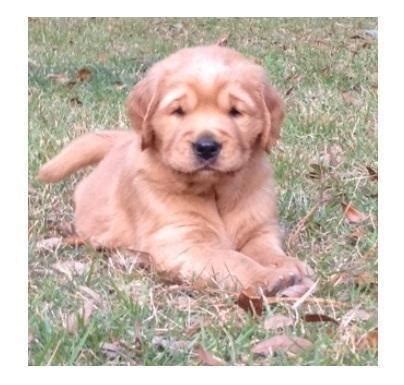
[[259, 256, 314, 296]]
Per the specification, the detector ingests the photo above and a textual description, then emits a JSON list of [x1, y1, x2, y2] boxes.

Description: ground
[[28, 17, 378, 365]]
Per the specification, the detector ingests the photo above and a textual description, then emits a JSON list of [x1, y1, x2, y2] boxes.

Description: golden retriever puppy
[[38, 45, 313, 295]]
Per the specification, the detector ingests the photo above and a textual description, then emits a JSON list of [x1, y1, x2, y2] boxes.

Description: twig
[[286, 202, 322, 252], [292, 279, 319, 310], [263, 296, 348, 308]]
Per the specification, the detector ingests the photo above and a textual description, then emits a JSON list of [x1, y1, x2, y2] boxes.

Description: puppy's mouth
[[197, 158, 218, 171], [193, 160, 242, 175]]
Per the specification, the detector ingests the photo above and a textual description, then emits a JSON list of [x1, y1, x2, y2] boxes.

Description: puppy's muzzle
[[192, 137, 222, 162]]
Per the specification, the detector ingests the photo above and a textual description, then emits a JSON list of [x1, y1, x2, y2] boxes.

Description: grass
[[28, 17, 378, 366]]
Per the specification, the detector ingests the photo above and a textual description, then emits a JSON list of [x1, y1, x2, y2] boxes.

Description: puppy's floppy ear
[[126, 75, 159, 150], [260, 81, 285, 152]]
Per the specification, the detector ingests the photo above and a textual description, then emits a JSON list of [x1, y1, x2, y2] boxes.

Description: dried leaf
[[194, 345, 225, 365], [52, 260, 89, 280], [330, 271, 376, 290], [354, 271, 377, 289], [236, 287, 263, 316], [342, 91, 360, 106], [303, 313, 338, 324], [356, 328, 378, 352], [251, 335, 312, 356], [344, 308, 371, 323], [341, 202, 367, 224], [36, 237, 62, 251], [264, 314, 294, 330], [76, 67, 92, 82], [366, 166, 378, 181]]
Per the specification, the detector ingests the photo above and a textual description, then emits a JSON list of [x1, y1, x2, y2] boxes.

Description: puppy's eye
[[229, 107, 242, 117], [172, 107, 185, 116]]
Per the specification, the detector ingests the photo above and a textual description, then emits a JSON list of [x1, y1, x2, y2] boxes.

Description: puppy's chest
[[215, 195, 258, 249]]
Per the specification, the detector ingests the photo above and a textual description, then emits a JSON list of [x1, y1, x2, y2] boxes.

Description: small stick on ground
[[286, 202, 322, 253], [264, 296, 348, 309]]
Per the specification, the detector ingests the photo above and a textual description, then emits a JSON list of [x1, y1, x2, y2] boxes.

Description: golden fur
[[38, 46, 313, 294]]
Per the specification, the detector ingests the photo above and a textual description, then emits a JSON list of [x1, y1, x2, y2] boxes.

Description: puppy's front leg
[[146, 238, 268, 290], [142, 227, 306, 294], [240, 224, 314, 294]]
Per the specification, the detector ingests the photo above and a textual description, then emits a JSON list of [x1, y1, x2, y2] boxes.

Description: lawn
[[28, 17, 378, 365]]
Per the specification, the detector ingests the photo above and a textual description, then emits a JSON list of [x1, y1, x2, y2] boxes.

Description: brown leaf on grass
[[356, 328, 378, 352], [341, 202, 367, 224], [342, 91, 360, 106], [354, 272, 377, 289], [251, 335, 313, 356], [236, 287, 263, 316], [343, 308, 371, 325], [366, 166, 378, 181], [76, 67, 92, 82], [194, 345, 225, 365], [303, 313, 338, 324], [264, 314, 294, 330], [52, 260, 89, 280], [36, 237, 62, 251], [330, 271, 376, 290]]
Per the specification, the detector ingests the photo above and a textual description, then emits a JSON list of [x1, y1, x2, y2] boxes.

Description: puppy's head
[[126, 46, 284, 175]]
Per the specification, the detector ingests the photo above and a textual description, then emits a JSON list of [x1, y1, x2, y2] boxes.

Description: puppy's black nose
[[192, 138, 221, 161]]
